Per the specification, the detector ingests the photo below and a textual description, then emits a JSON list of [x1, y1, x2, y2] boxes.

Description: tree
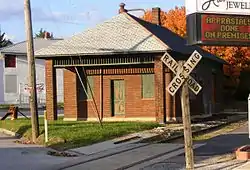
[[35, 28, 53, 39], [0, 31, 13, 48], [142, 7, 250, 70]]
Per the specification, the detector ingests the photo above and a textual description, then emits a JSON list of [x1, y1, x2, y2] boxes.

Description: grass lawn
[[0, 118, 160, 150]]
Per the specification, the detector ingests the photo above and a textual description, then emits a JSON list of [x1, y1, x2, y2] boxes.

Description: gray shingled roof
[[0, 38, 62, 55], [35, 12, 226, 64], [35, 13, 168, 57]]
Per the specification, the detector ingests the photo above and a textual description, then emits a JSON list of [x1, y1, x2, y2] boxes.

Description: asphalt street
[[141, 123, 250, 170], [0, 132, 76, 170], [195, 123, 249, 156], [49, 123, 250, 170], [0, 115, 249, 170]]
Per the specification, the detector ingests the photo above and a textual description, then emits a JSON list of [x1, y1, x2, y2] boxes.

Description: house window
[[5, 55, 16, 68], [5, 75, 17, 93], [141, 74, 155, 98], [87, 76, 94, 99]]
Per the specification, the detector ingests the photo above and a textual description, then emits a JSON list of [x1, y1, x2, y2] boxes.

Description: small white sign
[[167, 51, 203, 96], [185, 0, 250, 15], [161, 53, 202, 95]]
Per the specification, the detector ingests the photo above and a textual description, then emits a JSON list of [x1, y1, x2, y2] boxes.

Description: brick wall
[[64, 68, 88, 120], [60, 59, 224, 122], [154, 57, 166, 123], [64, 68, 78, 119], [45, 59, 57, 120], [165, 71, 173, 121], [81, 73, 156, 119]]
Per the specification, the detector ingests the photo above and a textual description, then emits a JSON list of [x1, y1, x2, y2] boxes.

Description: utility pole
[[24, 0, 39, 142]]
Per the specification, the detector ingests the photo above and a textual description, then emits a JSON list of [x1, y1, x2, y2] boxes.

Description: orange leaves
[[142, 6, 250, 70], [142, 10, 152, 22], [163, 6, 186, 37], [143, 7, 186, 37]]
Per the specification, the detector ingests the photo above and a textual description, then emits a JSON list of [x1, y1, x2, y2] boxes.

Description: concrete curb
[[0, 128, 20, 137]]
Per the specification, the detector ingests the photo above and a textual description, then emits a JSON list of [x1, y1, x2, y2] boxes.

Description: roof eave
[[0, 52, 27, 56], [35, 50, 169, 59]]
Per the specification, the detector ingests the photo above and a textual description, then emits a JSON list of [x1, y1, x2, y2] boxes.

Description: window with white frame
[[5, 75, 17, 93]]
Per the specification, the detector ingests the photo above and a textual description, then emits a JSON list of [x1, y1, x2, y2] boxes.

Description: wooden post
[[100, 68, 103, 120], [163, 52, 202, 170], [180, 61, 194, 170], [24, 0, 39, 141], [44, 110, 48, 143]]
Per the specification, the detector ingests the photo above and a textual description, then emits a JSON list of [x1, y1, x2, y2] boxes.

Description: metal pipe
[[127, 8, 146, 14]]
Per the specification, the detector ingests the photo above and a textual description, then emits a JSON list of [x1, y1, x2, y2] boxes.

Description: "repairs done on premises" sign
[[185, 0, 250, 46]]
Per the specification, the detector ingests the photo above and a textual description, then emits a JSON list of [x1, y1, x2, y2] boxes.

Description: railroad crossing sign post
[[161, 50, 203, 170]]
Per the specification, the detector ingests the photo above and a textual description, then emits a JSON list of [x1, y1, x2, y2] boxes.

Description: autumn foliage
[[142, 7, 250, 70]]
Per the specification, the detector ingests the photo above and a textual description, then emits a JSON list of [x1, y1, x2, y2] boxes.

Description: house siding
[[2, 55, 64, 105], [0, 59, 4, 104]]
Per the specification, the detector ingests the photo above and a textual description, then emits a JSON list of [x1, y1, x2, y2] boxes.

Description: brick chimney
[[119, 3, 128, 14], [152, 7, 161, 26]]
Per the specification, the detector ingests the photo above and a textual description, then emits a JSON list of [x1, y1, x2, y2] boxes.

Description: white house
[[0, 38, 64, 107]]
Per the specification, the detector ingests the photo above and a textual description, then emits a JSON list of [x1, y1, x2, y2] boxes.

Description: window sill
[[112, 114, 125, 117], [142, 98, 155, 101]]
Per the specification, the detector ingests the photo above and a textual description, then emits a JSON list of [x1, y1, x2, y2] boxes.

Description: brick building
[[35, 6, 226, 123]]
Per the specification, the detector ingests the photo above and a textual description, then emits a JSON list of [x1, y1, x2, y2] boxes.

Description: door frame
[[110, 79, 125, 116]]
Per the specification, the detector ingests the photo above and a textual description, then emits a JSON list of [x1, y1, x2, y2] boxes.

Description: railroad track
[[52, 142, 205, 170]]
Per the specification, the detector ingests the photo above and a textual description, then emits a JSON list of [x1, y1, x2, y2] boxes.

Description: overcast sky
[[0, 0, 184, 42]]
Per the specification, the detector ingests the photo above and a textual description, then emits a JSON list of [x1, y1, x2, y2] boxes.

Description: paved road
[[0, 132, 76, 170], [53, 123, 250, 170], [141, 123, 250, 170], [0, 109, 64, 118], [195, 123, 249, 156], [0, 119, 248, 170]]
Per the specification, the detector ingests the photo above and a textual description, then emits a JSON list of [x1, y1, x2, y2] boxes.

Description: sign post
[[44, 110, 48, 143], [180, 60, 194, 170], [161, 50, 203, 170]]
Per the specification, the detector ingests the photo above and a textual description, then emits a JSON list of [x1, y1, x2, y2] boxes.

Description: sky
[[0, 0, 184, 43]]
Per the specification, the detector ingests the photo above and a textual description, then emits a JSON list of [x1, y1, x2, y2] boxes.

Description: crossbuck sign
[[161, 50, 203, 96]]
